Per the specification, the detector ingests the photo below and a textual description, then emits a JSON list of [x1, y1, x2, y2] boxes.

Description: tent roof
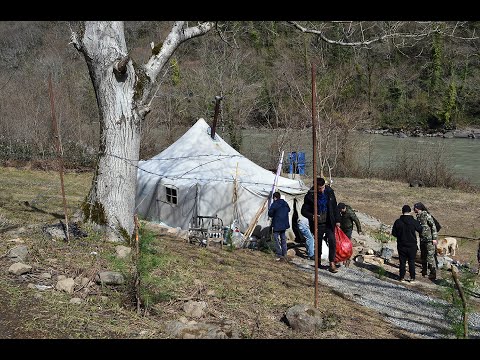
[[138, 118, 308, 196]]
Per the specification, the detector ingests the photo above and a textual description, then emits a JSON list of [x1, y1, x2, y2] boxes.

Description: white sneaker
[[275, 257, 281, 261]]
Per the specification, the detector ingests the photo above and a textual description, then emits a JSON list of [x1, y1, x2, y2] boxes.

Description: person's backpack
[[431, 215, 442, 232]]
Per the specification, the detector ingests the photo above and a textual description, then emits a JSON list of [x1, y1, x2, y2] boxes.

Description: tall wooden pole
[[48, 74, 69, 242], [311, 63, 319, 307]]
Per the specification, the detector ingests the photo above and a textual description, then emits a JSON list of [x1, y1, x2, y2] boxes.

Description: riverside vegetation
[[2, 21, 480, 173]]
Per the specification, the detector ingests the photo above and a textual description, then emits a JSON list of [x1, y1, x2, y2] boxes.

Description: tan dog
[[437, 237, 458, 256]]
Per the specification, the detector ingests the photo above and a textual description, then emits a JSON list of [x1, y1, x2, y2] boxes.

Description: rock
[[183, 300, 207, 318], [8, 245, 28, 262], [8, 262, 32, 275], [409, 179, 425, 187], [165, 319, 239, 339], [56, 278, 75, 294], [95, 271, 125, 285], [167, 228, 179, 236], [115, 245, 131, 259], [285, 304, 324, 332], [43, 224, 67, 241], [70, 297, 83, 305]]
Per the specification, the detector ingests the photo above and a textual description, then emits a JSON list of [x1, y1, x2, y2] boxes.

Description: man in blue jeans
[[298, 216, 315, 260]]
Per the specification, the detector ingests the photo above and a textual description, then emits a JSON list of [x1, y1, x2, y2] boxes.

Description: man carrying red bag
[[301, 177, 341, 273]]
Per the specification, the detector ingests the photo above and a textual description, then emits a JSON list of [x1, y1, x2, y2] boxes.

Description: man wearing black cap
[[337, 202, 362, 240], [392, 205, 422, 283]]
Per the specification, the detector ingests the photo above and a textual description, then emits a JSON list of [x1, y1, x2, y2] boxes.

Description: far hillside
[[1, 21, 480, 179]]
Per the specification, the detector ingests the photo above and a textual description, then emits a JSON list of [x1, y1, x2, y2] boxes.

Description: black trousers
[[397, 246, 417, 279], [313, 223, 336, 263]]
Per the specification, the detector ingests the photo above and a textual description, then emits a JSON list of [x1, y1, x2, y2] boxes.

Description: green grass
[[371, 229, 395, 244], [137, 228, 183, 307], [376, 266, 387, 279]]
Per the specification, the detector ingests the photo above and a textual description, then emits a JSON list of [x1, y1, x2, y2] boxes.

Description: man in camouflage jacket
[[337, 203, 362, 240], [413, 202, 438, 280]]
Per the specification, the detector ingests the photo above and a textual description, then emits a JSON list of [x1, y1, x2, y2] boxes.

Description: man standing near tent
[[301, 177, 341, 273], [268, 191, 291, 261]]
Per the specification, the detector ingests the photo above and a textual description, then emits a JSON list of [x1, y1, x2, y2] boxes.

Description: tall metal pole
[[311, 63, 319, 307], [48, 74, 70, 242]]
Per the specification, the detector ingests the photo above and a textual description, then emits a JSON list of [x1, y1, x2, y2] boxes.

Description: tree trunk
[[71, 21, 213, 242], [76, 22, 140, 242]]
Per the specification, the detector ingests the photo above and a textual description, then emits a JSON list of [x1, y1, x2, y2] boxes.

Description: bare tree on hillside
[[70, 21, 213, 242], [288, 22, 477, 48], [288, 21, 478, 181]]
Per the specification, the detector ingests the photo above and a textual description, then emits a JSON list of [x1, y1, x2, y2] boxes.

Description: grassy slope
[[1, 168, 478, 339]]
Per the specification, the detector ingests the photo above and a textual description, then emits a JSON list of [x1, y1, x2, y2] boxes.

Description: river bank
[[363, 127, 480, 139]]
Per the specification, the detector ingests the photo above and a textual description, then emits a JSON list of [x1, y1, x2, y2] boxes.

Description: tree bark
[[73, 22, 140, 241], [71, 21, 212, 242]]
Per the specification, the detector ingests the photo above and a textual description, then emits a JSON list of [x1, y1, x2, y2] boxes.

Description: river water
[[239, 129, 480, 187], [352, 133, 480, 186]]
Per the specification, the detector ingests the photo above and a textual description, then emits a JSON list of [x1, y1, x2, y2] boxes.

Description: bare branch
[[287, 21, 478, 47], [215, 22, 240, 49], [142, 21, 213, 105], [147, 67, 170, 109]]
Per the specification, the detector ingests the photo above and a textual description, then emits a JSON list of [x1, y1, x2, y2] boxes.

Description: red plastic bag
[[334, 227, 353, 263]]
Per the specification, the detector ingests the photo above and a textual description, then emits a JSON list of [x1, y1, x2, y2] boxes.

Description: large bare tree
[[70, 21, 213, 242]]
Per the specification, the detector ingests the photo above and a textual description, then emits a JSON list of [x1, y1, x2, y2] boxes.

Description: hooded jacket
[[392, 214, 422, 248]]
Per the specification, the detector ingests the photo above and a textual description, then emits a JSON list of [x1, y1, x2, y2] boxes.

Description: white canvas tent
[[135, 118, 309, 234]]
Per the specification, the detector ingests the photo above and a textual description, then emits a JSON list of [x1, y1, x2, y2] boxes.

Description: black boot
[[421, 265, 427, 277]]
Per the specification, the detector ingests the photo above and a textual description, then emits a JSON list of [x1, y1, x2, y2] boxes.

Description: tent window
[[165, 186, 178, 205]]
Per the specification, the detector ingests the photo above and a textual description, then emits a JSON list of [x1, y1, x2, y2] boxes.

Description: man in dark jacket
[[301, 177, 341, 273], [392, 205, 422, 283], [268, 191, 290, 261], [338, 202, 362, 240]]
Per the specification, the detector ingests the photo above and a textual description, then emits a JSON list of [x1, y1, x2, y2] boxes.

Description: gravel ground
[[289, 210, 480, 339], [291, 257, 480, 339]]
